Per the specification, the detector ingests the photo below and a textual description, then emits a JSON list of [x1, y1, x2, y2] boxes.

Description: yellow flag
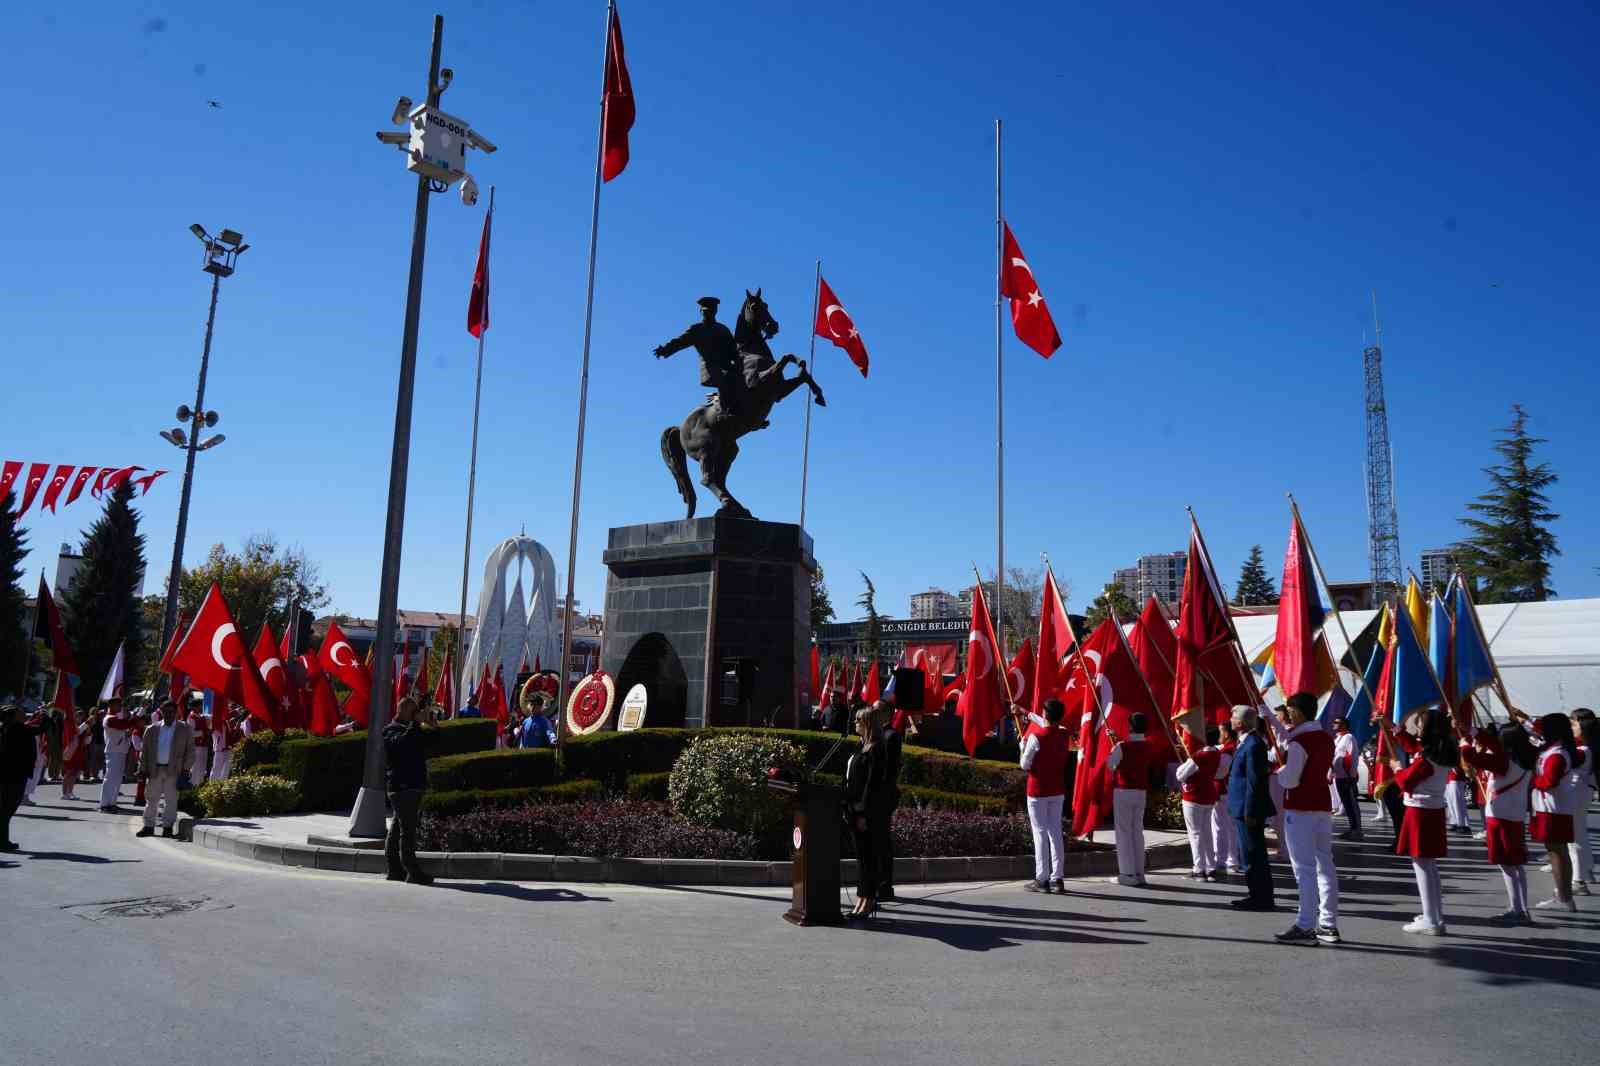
[[1376, 603, 1393, 648], [1405, 577, 1429, 646]]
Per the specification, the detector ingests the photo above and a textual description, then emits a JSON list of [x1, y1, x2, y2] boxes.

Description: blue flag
[[1346, 643, 1385, 749], [1428, 593, 1452, 696], [1453, 584, 1496, 700], [1391, 604, 1443, 725], [1319, 680, 1353, 731]]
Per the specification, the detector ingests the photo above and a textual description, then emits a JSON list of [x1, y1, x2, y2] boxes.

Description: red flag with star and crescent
[[252, 624, 288, 707], [1031, 567, 1076, 715], [318, 618, 373, 712], [169, 583, 279, 731], [467, 200, 493, 338], [1000, 223, 1062, 358], [65, 466, 98, 506], [17, 462, 49, 515], [600, 5, 634, 183], [957, 583, 1006, 755], [814, 276, 869, 377], [40, 464, 75, 513]]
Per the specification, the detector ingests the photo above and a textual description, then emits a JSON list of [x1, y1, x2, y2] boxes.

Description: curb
[[190, 822, 1191, 886]]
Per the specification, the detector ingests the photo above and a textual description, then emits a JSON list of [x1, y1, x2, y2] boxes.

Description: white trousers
[[1445, 781, 1471, 829], [143, 765, 180, 829], [1026, 794, 1066, 882], [188, 747, 209, 786], [1413, 857, 1444, 927], [1573, 805, 1593, 884], [1212, 800, 1239, 868], [100, 751, 126, 808], [1499, 864, 1529, 914], [1269, 777, 1286, 852], [209, 750, 231, 782], [25, 751, 46, 800], [1112, 788, 1147, 880], [1182, 800, 1216, 874], [1284, 809, 1339, 930]]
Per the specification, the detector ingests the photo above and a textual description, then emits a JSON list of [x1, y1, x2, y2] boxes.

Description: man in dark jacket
[[2, 704, 49, 851], [1227, 704, 1276, 911], [381, 695, 436, 884]]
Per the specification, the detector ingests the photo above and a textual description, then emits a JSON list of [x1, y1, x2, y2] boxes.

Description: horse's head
[[740, 288, 779, 342]]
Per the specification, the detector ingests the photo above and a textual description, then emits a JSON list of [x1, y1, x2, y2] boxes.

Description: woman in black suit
[[844, 707, 886, 920]]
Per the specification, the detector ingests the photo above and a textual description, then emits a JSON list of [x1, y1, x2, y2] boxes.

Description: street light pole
[[349, 15, 445, 839]]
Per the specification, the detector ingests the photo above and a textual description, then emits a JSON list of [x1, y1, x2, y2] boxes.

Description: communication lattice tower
[[1363, 292, 1402, 600]]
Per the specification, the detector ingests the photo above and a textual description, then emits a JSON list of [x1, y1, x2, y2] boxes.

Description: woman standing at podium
[[845, 707, 889, 921]]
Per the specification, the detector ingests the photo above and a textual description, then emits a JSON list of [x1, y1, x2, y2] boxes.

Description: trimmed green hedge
[[900, 784, 1011, 815], [275, 719, 499, 812], [900, 744, 1026, 804], [421, 779, 606, 818], [624, 771, 671, 801], [232, 728, 309, 774], [428, 748, 558, 792]]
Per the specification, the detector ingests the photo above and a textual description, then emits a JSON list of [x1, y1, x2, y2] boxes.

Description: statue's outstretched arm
[[653, 328, 694, 358]]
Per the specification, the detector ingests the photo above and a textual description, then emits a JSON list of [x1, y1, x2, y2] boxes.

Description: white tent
[[1228, 598, 1600, 721]]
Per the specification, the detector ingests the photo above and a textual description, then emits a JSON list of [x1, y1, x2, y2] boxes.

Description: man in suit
[[136, 699, 191, 839], [1227, 704, 1276, 910], [2, 704, 49, 851]]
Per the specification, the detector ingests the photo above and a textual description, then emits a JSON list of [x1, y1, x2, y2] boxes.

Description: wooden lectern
[[777, 779, 845, 926]]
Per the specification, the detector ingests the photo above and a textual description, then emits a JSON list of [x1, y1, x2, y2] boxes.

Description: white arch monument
[[462, 535, 560, 696]]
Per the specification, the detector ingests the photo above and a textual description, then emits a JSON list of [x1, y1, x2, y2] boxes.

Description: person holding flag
[[1530, 713, 1582, 912], [1271, 692, 1342, 945], [1389, 709, 1460, 935], [1174, 724, 1223, 882], [1459, 722, 1538, 924], [1020, 698, 1072, 893], [1104, 712, 1153, 886]]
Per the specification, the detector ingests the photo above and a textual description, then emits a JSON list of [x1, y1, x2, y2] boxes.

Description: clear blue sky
[[9, 1, 1598, 626]]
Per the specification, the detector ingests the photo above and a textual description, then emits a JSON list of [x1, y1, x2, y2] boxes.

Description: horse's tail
[[660, 425, 697, 519]]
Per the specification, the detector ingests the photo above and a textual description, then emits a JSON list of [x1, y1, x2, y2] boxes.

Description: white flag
[[98, 641, 126, 702]]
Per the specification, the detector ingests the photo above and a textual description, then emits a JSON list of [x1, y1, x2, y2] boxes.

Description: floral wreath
[[566, 671, 615, 735]]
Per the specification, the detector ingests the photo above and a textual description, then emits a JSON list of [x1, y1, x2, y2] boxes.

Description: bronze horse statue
[[660, 289, 825, 519]]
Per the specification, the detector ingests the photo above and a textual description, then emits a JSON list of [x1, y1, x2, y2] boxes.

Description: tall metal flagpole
[[994, 117, 1006, 657], [456, 186, 493, 702], [349, 15, 444, 839], [798, 258, 821, 527], [557, 0, 614, 758]]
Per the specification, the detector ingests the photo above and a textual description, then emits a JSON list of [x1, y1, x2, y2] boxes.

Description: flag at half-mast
[[466, 199, 493, 337], [814, 276, 869, 377], [999, 223, 1062, 358], [600, 4, 635, 182]]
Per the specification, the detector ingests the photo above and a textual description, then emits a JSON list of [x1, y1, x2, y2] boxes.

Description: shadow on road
[[438, 881, 611, 904], [19, 851, 141, 865]]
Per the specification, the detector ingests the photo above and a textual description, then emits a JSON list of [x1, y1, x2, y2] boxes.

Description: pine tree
[[64, 481, 147, 705], [810, 564, 835, 631], [856, 572, 881, 665], [1233, 544, 1278, 606], [1457, 404, 1560, 602], [1083, 584, 1138, 631], [0, 491, 30, 700]]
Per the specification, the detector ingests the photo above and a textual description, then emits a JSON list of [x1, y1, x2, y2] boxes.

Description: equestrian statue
[[655, 289, 824, 520]]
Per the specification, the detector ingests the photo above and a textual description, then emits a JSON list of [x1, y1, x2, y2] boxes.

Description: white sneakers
[[1403, 918, 1446, 936], [1534, 897, 1578, 912]]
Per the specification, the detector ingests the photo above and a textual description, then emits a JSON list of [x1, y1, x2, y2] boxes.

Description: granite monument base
[[601, 518, 816, 730]]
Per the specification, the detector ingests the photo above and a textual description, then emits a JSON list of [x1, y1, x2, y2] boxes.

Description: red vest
[[1025, 725, 1070, 798], [1217, 741, 1236, 794], [1181, 748, 1222, 805], [1283, 729, 1335, 812], [1112, 737, 1152, 791]]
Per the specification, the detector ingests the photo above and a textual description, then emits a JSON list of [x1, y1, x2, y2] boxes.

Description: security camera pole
[[351, 14, 494, 838], [157, 225, 246, 660]]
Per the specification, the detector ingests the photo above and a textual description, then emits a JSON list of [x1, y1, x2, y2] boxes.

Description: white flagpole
[[798, 258, 821, 527], [994, 117, 1006, 657], [457, 185, 493, 705], [557, 0, 615, 756]]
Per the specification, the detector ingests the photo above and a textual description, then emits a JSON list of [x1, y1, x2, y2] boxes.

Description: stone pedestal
[[601, 518, 815, 730]]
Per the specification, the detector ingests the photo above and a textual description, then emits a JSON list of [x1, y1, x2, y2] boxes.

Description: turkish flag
[[303, 654, 341, 737], [169, 583, 279, 731], [394, 640, 412, 703], [1273, 510, 1328, 700], [1171, 520, 1248, 736], [341, 688, 369, 729], [0, 460, 21, 506], [808, 645, 820, 704], [252, 624, 288, 705], [814, 277, 869, 377], [861, 660, 881, 705], [416, 651, 434, 705], [158, 612, 190, 704], [40, 465, 74, 513], [101, 466, 144, 495], [1007, 638, 1034, 710], [132, 470, 168, 496], [318, 619, 372, 700], [1128, 597, 1178, 722], [65, 466, 98, 506], [957, 583, 1005, 755], [1031, 568, 1075, 715], [467, 203, 493, 337], [433, 647, 457, 715], [1000, 223, 1062, 358], [17, 462, 49, 515], [600, 6, 634, 182], [91, 468, 115, 498]]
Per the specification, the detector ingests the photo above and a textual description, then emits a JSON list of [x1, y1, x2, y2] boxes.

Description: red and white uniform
[[1020, 723, 1070, 883], [1531, 746, 1577, 846], [1106, 734, 1150, 883], [1175, 745, 1222, 875], [1212, 740, 1238, 869], [1572, 746, 1595, 884], [1459, 734, 1531, 866], [99, 710, 136, 808], [1277, 720, 1339, 931], [1394, 757, 1452, 859]]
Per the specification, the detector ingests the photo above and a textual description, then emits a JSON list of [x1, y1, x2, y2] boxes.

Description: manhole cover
[[62, 895, 234, 921]]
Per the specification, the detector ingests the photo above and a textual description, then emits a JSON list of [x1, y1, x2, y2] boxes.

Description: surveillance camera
[[391, 96, 413, 125], [376, 130, 409, 146], [439, 68, 453, 87], [466, 129, 497, 154], [460, 174, 480, 207]]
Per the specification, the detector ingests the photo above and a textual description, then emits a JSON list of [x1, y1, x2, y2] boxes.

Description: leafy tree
[[809, 564, 835, 631], [64, 481, 147, 706], [0, 491, 30, 700], [179, 533, 330, 644], [856, 571, 881, 665], [1457, 404, 1560, 602], [1083, 584, 1138, 632], [429, 623, 460, 683], [1233, 544, 1278, 606], [973, 568, 1046, 655]]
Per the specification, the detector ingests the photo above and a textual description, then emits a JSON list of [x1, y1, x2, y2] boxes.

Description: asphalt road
[[4, 784, 1596, 1066]]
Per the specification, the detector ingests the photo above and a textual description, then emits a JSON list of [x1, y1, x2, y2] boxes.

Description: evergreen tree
[[856, 572, 881, 665], [64, 481, 147, 705], [0, 491, 30, 700], [810, 564, 835, 631], [1233, 544, 1278, 606], [1457, 404, 1561, 602], [1083, 584, 1138, 631]]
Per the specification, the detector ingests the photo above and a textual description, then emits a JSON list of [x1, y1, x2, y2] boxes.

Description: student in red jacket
[[1274, 692, 1341, 946], [1391, 710, 1457, 935], [1105, 713, 1152, 887], [1460, 722, 1537, 924], [1175, 725, 1223, 881], [1531, 713, 1582, 912], [1020, 699, 1071, 893]]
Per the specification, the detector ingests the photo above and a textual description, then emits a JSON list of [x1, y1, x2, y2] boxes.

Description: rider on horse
[[653, 296, 745, 427]]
